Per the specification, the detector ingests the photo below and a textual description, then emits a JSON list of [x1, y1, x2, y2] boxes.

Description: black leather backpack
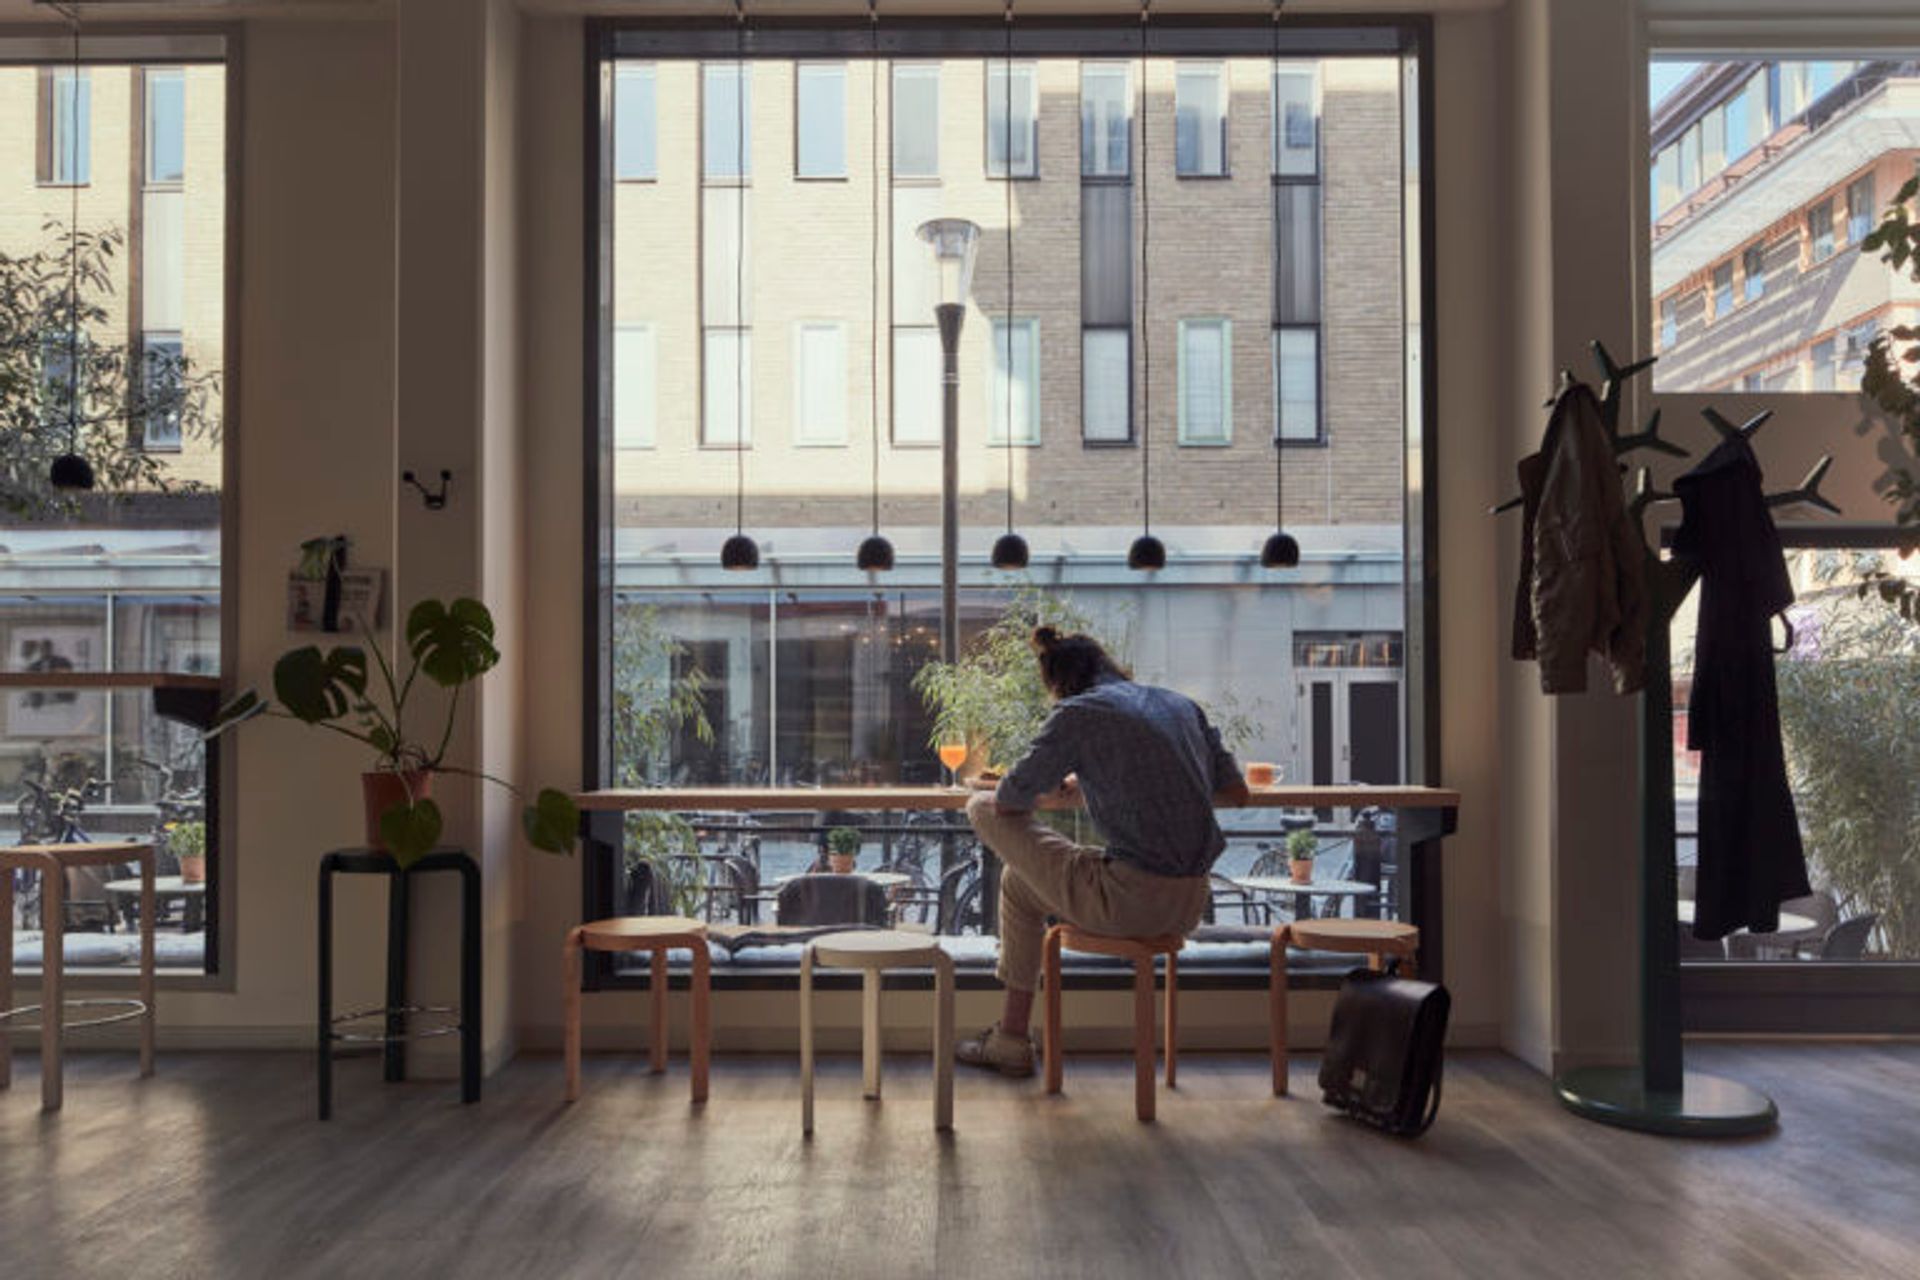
[[1317, 960, 1449, 1137]]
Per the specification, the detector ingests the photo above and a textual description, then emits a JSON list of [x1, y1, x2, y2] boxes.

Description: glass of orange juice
[[938, 740, 968, 789]]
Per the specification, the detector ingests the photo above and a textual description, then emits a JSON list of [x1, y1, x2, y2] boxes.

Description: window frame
[[1177, 317, 1234, 447], [792, 319, 849, 446], [140, 330, 186, 452], [891, 61, 941, 180], [613, 322, 658, 450], [1079, 60, 1131, 180], [613, 62, 659, 183], [983, 58, 1040, 180], [793, 60, 848, 181], [38, 65, 91, 187], [1174, 60, 1229, 178], [1806, 198, 1835, 264], [143, 67, 186, 189], [1273, 324, 1324, 446], [1080, 326, 1133, 446]]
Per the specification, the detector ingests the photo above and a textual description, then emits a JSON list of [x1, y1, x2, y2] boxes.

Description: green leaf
[[204, 688, 267, 739], [380, 796, 443, 868], [271, 646, 368, 724], [1896, 175, 1919, 206], [522, 787, 579, 855], [407, 597, 499, 688]]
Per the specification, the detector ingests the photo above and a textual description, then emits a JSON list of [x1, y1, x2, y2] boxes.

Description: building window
[[39, 67, 90, 186], [1654, 145, 1681, 215], [1846, 173, 1875, 245], [1807, 199, 1834, 263], [613, 324, 656, 449], [1809, 337, 1837, 392], [795, 63, 846, 179], [141, 332, 184, 450], [1742, 243, 1767, 303], [892, 64, 939, 179], [1678, 125, 1701, 195], [614, 64, 658, 181], [1080, 63, 1130, 178], [985, 61, 1038, 178], [1712, 262, 1734, 319], [702, 329, 752, 446], [1842, 320, 1880, 381], [1274, 327, 1320, 442], [1082, 328, 1131, 443], [145, 69, 185, 187], [1178, 318, 1232, 445], [1660, 297, 1678, 349], [703, 63, 751, 181], [892, 327, 940, 445], [1175, 63, 1227, 177], [988, 317, 1039, 444], [1272, 64, 1318, 177], [793, 321, 847, 445]]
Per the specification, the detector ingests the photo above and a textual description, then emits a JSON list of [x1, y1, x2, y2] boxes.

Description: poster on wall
[[7, 626, 103, 738]]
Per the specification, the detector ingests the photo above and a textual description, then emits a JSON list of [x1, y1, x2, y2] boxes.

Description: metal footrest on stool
[[0, 997, 151, 1032], [328, 1003, 462, 1045]]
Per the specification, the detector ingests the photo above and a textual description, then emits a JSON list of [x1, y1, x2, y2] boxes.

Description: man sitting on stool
[[958, 626, 1250, 1077]]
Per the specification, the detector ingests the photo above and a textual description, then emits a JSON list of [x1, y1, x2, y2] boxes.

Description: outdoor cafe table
[[1235, 874, 1380, 921], [576, 786, 1461, 976]]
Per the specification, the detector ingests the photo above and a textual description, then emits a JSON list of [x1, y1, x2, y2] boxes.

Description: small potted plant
[[1286, 828, 1317, 885], [168, 820, 207, 884], [208, 597, 577, 869], [826, 826, 862, 875]]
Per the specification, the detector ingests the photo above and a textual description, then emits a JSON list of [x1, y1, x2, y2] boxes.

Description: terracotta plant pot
[[363, 769, 433, 853], [1289, 858, 1314, 885], [179, 854, 206, 885], [828, 854, 857, 875]]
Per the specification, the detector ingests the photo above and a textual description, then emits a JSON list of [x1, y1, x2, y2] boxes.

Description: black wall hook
[[402, 469, 452, 510]]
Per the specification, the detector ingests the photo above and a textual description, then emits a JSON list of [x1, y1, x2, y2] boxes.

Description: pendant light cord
[[1137, 0, 1151, 537], [733, 0, 748, 536], [1003, 0, 1016, 534], [869, 0, 882, 537], [60, 3, 81, 450], [1271, 0, 1284, 531]]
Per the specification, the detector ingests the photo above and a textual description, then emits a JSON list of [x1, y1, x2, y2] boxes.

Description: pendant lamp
[[990, 0, 1029, 572], [1260, 0, 1299, 569], [1127, 0, 1163, 572], [49, 4, 92, 492], [856, 0, 895, 572], [721, 0, 759, 570]]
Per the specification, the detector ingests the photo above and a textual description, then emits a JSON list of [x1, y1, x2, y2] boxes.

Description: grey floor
[[2, 1043, 1916, 1280]]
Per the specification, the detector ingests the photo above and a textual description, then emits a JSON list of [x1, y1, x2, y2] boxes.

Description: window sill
[[1176, 171, 1233, 181], [615, 175, 659, 185], [794, 173, 849, 182], [1177, 438, 1234, 448]]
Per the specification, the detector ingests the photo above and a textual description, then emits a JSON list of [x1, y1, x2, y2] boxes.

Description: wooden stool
[[1, 842, 156, 1112], [1269, 918, 1420, 1096], [564, 916, 710, 1104], [1042, 925, 1183, 1122], [800, 930, 955, 1135]]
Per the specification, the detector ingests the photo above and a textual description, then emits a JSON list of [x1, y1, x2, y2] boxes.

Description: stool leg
[[649, 947, 668, 1075], [690, 943, 710, 1105], [1042, 926, 1063, 1095], [40, 857, 64, 1111], [563, 930, 583, 1103], [1270, 929, 1289, 1097], [318, 859, 334, 1121], [138, 849, 155, 1078], [1, 865, 13, 1091], [1131, 955, 1154, 1123], [1400, 942, 1419, 980], [861, 967, 882, 1100], [799, 948, 816, 1135], [384, 869, 409, 1084], [932, 952, 954, 1132], [459, 857, 481, 1105], [1163, 952, 1178, 1089]]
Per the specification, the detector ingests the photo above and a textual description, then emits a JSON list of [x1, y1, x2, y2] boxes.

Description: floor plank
[[1, 1044, 1915, 1279]]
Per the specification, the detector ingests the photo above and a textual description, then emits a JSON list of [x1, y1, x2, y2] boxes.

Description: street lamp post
[[916, 217, 981, 665]]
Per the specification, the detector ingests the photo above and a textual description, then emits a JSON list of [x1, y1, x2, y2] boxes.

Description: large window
[[2, 48, 229, 976], [593, 23, 1428, 980]]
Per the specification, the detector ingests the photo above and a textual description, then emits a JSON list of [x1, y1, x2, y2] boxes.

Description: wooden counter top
[[575, 785, 1460, 813]]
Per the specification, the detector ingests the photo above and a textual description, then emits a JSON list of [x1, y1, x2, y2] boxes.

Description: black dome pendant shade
[[991, 531, 1029, 570], [1260, 531, 1300, 569], [721, 533, 760, 571], [857, 533, 895, 572], [1127, 534, 1166, 571], [50, 453, 94, 492]]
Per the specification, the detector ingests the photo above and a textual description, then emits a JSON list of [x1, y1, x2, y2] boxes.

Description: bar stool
[[1, 841, 156, 1112], [1042, 925, 1183, 1122], [564, 915, 710, 1104], [800, 930, 954, 1134], [1269, 918, 1420, 1096]]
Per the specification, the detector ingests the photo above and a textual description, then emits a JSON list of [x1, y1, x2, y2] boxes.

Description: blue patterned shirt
[[995, 676, 1242, 877]]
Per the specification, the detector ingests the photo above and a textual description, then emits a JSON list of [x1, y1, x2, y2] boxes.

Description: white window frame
[[1081, 327, 1132, 444], [1273, 326, 1321, 444], [892, 327, 941, 445], [892, 63, 941, 180], [985, 60, 1039, 179], [145, 68, 185, 188], [614, 323, 657, 450], [703, 62, 751, 182], [702, 328, 753, 447], [792, 321, 848, 446], [1271, 62, 1319, 178], [1080, 62, 1131, 179], [1177, 318, 1233, 446], [988, 317, 1040, 445], [44, 67, 90, 187], [1175, 62, 1228, 178], [795, 62, 848, 180]]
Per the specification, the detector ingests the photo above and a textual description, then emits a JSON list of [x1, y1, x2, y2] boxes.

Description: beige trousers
[[965, 792, 1212, 992]]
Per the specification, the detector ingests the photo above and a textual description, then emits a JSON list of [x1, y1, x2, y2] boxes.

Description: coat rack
[[1499, 339, 1837, 1137]]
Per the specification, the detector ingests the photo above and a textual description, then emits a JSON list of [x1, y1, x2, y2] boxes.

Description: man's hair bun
[[1031, 625, 1061, 649]]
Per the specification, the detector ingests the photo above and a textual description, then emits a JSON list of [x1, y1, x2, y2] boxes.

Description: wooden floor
[[2, 1044, 1916, 1279]]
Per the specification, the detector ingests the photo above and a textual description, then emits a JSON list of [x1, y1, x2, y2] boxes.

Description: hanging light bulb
[[1259, 0, 1297, 570], [990, 0, 1029, 573], [855, 0, 895, 574], [720, 0, 756, 571], [1128, 0, 1160, 573], [51, 6, 92, 493]]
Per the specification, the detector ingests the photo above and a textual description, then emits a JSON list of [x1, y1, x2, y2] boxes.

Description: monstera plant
[[208, 597, 577, 868]]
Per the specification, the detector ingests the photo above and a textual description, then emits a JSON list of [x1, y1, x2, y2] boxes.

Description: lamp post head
[[916, 217, 982, 308]]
